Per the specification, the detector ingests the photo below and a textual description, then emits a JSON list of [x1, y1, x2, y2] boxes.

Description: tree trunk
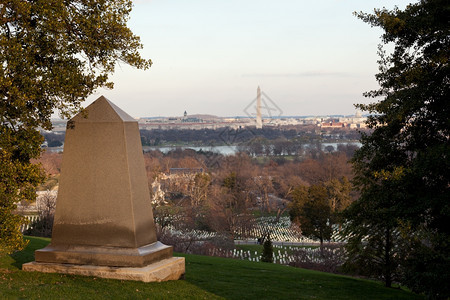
[[384, 227, 392, 288], [320, 237, 324, 256]]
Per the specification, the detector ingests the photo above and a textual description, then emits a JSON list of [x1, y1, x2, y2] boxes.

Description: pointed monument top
[[71, 96, 135, 123]]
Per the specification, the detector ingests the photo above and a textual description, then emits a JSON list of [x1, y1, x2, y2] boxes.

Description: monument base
[[34, 241, 173, 267], [22, 257, 185, 282]]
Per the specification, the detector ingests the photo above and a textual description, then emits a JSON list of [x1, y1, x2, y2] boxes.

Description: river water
[[46, 142, 361, 155], [142, 142, 361, 155]]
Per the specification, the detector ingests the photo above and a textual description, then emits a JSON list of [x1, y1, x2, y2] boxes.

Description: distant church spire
[[256, 86, 262, 129]]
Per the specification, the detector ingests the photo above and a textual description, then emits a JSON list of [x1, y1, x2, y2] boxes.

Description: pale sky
[[85, 0, 414, 118]]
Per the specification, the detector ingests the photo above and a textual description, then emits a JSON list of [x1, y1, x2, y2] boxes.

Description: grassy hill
[[0, 236, 422, 299]]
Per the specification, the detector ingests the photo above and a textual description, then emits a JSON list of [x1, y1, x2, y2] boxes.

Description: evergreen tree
[[344, 1, 449, 297], [290, 184, 335, 249], [261, 235, 273, 263]]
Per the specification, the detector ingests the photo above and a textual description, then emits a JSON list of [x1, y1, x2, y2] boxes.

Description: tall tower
[[256, 86, 263, 129]]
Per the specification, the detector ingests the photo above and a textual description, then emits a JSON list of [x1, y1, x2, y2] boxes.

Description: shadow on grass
[[178, 253, 423, 300], [8, 236, 50, 269]]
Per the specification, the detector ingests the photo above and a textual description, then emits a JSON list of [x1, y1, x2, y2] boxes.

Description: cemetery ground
[[0, 236, 422, 299]]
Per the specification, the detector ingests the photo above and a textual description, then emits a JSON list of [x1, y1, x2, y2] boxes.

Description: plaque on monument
[[23, 96, 185, 282]]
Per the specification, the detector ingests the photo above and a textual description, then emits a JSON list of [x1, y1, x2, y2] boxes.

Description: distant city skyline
[[79, 0, 413, 118]]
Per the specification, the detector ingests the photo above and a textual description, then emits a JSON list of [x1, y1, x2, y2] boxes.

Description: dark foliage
[[24, 216, 53, 238], [261, 237, 274, 263], [158, 228, 234, 256], [289, 244, 345, 274], [345, 1, 449, 297]]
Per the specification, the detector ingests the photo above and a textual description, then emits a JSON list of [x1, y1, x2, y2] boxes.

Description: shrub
[[158, 227, 234, 255], [289, 244, 345, 273], [261, 237, 273, 263]]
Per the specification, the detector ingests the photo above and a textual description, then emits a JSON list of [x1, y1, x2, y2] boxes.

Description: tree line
[[139, 126, 363, 147]]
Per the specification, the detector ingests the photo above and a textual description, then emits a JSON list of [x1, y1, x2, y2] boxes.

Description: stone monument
[[23, 96, 185, 282]]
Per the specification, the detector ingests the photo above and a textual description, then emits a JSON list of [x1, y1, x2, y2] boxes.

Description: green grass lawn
[[0, 236, 423, 299]]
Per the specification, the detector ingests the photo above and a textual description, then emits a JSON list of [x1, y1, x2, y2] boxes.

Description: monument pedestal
[[33, 241, 173, 267], [23, 257, 185, 282]]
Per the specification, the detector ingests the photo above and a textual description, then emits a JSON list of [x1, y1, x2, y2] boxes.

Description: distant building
[[321, 122, 345, 128]]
